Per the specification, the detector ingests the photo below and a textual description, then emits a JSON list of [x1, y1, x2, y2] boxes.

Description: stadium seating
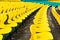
[[0, 2, 42, 40], [51, 6, 60, 25], [30, 5, 53, 40]]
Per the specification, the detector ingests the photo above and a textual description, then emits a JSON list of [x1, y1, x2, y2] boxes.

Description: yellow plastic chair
[[0, 12, 17, 28], [33, 19, 48, 23], [0, 35, 3, 40], [13, 9, 23, 23], [30, 24, 51, 32], [0, 27, 12, 35], [31, 32, 53, 40], [18, 8, 26, 20], [0, 13, 7, 28], [7, 10, 18, 27], [36, 32, 53, 40]]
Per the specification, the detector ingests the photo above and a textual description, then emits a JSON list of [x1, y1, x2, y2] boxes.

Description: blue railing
[[22, 0, 60, 6]]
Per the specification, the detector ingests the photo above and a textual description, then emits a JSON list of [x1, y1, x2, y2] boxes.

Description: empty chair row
[[30, 5, 53, 40], [0, 2, 42, 40], [0, 3, 42, 28], [51, 6, 60, 26], [0, 2, 43, 12]]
